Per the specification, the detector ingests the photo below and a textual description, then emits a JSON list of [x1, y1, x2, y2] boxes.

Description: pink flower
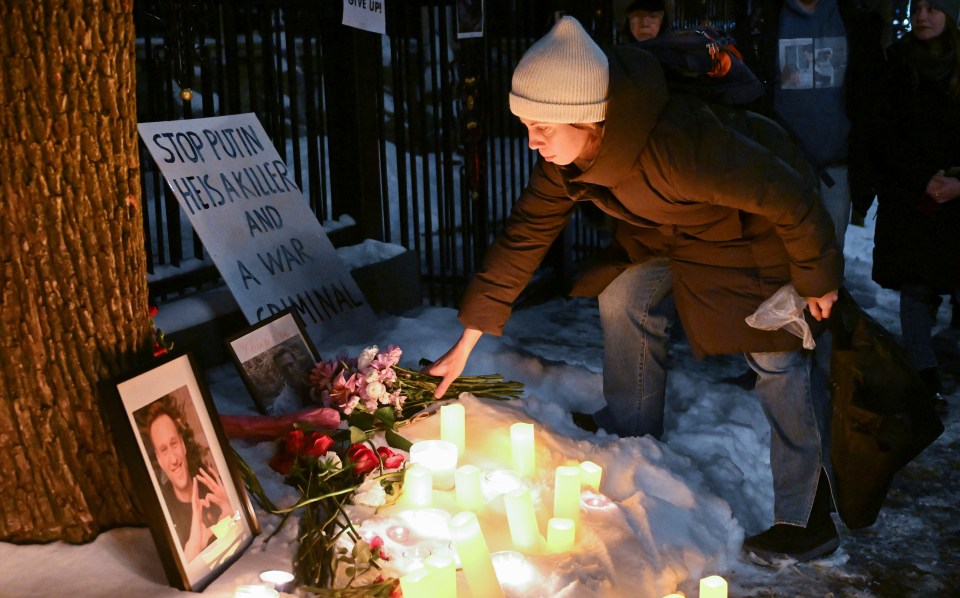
[[310, 359, 340, 391], [373, 345, 402, 369], [329, 371, 359, 410]]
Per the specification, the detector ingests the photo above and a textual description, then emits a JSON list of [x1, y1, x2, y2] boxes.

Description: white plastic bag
[[745, 283, 815, 349]]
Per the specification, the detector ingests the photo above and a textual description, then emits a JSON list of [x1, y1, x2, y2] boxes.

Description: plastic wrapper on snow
[[744, 284, 815, 350]]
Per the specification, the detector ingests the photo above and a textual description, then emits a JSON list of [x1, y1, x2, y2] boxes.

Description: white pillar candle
[[449, 511, 505, 598], [405, 464, 433, 507], [503, 487, 541, 553], [579, 460, 603, 491], [510, 423, 536, 478], [398, 567, 433, 598], [410, 439, 458, 490], [553, 465, 581, 527], [424, 552, 457, 597], [700, 575, 728, 598], [546, 517, 575, 553], [455, 464, 484, 511], [440, 403, 466, 457]]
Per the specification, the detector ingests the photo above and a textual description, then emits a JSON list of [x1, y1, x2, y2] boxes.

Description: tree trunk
[[0, 0, 151, 542]]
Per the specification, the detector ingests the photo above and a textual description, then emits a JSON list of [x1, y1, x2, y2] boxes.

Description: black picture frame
[[105, 351, 259, 592], [225, 308, 319, 415]]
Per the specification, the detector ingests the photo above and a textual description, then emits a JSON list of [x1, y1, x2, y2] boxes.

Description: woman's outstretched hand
[[422, 328, 483, 398]]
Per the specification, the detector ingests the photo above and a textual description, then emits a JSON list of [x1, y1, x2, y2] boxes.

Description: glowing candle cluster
[[392, 403, 625, 596]]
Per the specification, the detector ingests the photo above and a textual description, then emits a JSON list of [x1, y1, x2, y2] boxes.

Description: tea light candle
[[503, 487, 541, 553], [510, 422, 536, 478], [233, 586, 279, 598], [700, 575, 728, 598], [546, 517, 575, 553], [491, 550, 537, 591], [449, 511, 504, 598], [455, 464, 484, 511], [553, 465, 581, 527], [580, 490, 613, 510], [410, 440, 458, 490], [482, 469, 523, 514], [579, 460, 603, 491], [258, 570, 294, 592], [405, 464, 433, 507], [440, 403, 466, 456], [425, 552, 457, 597], [402, 508, 452, 539]]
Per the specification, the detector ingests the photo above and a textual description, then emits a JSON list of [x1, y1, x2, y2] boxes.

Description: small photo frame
[[226, 308, 319, 415], [107, 352, 259, 592], [457, 0, 484, 38]]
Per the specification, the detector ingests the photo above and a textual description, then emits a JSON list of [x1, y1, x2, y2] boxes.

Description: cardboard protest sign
[[138, 113, 374, 344], [342, 0, 385, 35]]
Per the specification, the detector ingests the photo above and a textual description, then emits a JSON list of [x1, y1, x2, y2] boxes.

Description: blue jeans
[[593, 259, 831, 526]]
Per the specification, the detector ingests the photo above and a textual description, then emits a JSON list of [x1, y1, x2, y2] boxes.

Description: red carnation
[[376, 446, 405, 470], [347, 443, 379, 475]]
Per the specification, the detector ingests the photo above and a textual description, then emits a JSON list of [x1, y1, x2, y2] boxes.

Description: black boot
[[571, 411, 600, 433], [742, 472, 839, 565]]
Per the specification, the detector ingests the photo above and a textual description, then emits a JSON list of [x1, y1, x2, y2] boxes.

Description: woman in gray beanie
[[424, 16, 843, 564]]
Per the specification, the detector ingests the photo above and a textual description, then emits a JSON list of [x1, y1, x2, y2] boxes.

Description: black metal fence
[[134, 0, 753, 309]]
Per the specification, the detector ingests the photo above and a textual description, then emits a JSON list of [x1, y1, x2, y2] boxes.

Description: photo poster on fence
[[137, 113, 374, 345], [342, 0, 386, 35]]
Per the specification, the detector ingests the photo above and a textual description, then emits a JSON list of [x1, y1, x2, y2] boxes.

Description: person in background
[[424, 16, 843, 564], [623, 0, 670, 42], [867, 0, 960, 413], [739, 0, 885, 251]]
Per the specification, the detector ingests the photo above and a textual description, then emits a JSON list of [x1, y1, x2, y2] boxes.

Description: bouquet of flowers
[[229, 344, 523, 596]]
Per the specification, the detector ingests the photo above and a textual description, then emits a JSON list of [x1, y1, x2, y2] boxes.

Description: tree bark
[[0, 0, 151, 542]]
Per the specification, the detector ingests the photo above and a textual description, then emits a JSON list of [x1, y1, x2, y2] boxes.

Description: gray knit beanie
[[509, 16, 609, 123], [927, 0, 959, 23]]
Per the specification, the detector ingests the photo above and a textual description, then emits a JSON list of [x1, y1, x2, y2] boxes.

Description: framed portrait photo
[[107, 352, 259, 592], [225, 308, 319, 416]]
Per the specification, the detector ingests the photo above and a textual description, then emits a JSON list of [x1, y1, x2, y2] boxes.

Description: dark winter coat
[[738, 0, 886, 214], [871, 38, 960, 292], [458, 45, 843, 358]]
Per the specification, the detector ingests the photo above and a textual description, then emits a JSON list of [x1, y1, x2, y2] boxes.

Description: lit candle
[[258, 570, 294, 592], [580, 490, 613, 510], [425, 552, 457, 597], [503, 487, 541, 553], [455, 464, 484, 511], [491, 550, 538, 591], [405, 464, 433, 507], [579, 460, 603, 491], [482, 469, 523, 514], [233, 586, 279, 598], [440, 403, 466, 457], [448, 511, 505, 598], [399, 567, 433, 598], [700, 575, 728, 598], [510, 423, 536, 478], [410, 440, 458, 490], [553, 465, 581, 527], [546, 517, 575, 553]]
